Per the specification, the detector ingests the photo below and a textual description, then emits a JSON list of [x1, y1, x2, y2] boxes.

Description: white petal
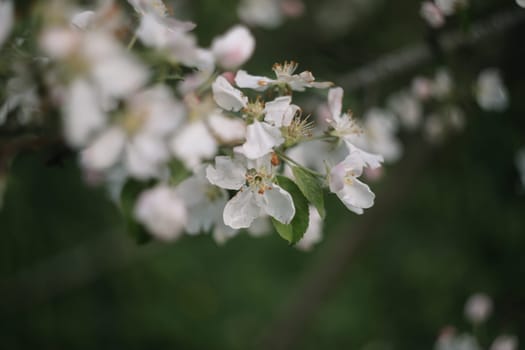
[[125, 135, 168, 179], [264, 96, 294, 127], [171, 121, 217, 169], [239, 121, 284, 159], [211, 25, 255, 70], [223, 189, 261, 229], [345, 142, 384, 170], [518, 0, 525, 8], [296, 206, 323, 251], [63, 79, 106, 147], [336, 178, 375, 214], [208, 112, 246, 143], [328, 87, 343, 119], [259, 184, 295, 224], [0, 0, 14, 48], [81, 127, 126, 171], [134, 185, 187, 242], [235, 70, 274, 91], [71, 11, 95, 30], [212, 76, 248, 112], [206, 156, 246, 190]]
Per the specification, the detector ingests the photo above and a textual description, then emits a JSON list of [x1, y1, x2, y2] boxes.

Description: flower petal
[[258, 184, 295, 224], [206, 156, 246, 190], [264, 96, 294, 127], [238, 121, 284, 159], [223, 189, 261, 229], [212, 76, 248, 112], [235, 70, 274, 91], [81, 127, 126, 172], [328, 87, 343, 120], [336, 178, 375, 214], [211, 25, 255, 70]]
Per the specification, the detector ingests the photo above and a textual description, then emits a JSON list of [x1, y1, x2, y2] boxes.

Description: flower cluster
[[0, 0, 385, 249], [434, 293, 518, 350], [420, 0, 468, 28]]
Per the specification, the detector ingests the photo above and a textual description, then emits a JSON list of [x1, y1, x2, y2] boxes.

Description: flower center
[[273, 60, 298, 78], [245, 167, 273, 194]]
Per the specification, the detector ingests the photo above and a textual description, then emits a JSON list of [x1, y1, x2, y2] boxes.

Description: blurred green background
[[1, 0, 524, 349]]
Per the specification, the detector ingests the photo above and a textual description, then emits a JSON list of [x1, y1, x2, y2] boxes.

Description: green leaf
[[292, 166, 326, 219], [271, 176, 310, 245], [120, 179, 154, 244]]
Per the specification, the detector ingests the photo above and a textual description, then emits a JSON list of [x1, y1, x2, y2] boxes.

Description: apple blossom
[[211, 25, 255, 70], [490, 335, 518, 350], [387, 90, 423, 130], [475, 69, 509, 112], [329, 154, 376, 214], [420, 1, 445, 28], [134, 185, 187, 242], [206, 155, 295, 229], [0, 0, 13, 49], [518, 0, 525, 8], [464, 293, 493, 324], [296, 206, 323, 251], [235, 61, 333, 92]]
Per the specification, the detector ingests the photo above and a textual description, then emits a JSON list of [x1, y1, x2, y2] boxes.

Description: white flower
[[475, 69, 509, 112], [212, 75, 248, 111], [421, 1, 445, 28], [424, 114, 446, 144], [211, 25, 255, 70], [238, 0, 284, 29], [296, 206, 323, 251], [464, 293, 493, 324], [326, 87, 384, 169], [71, 11, 96, 30], [206, 154, 295, 229], [387, 90, 423, 130], [436, 0, 468, 15], [128, 0, 195, 31], [329, 154, 375, 214], [435, 333, 481, 350], [81, 85, 184, 179], [0, 0, 14, 49], [433, 69, 453, 99], [264, 95, 300, 127], [236, 120, 284, 159], [0, 71, 40, 127], [134, 185, 187, 242], [355, 108, 403, 164], [171, 120, 218, 169], [490, 335, 518, 350], [176, 167, 229, 234], [235, 61, 332, 92], [518, 0, 525, 8], [63, 78, 106, 147]]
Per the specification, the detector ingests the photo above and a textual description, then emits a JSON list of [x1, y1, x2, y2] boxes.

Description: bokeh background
[[1, 0, 524, 349]]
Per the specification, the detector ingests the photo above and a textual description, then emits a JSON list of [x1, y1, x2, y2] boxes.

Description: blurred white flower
[[0, 0, 13, 49], [134, 185, 187, 242], [424, 114, 446, 144], [329, 153, 375, 214], [490, 335, 518, 350], [464, 293, 493, 324], [326, 87, 384, 169], [421, 1, 445, 28], [518, 0, 525, 8], [296, 206, 323, 251], [71, 11, 96, 30], [206, 154, 295, 229], [435, 0, 468, 16], [358, 108, 403, 164], [238, 0, 284, 29], [235, 61, 332, 92], [435, 332, 481, 350], [433, 69, 453, 99], [475, 69, 509, 112], [0, 65, 40, 126], [412, 76, 434, 100], [82, 85, 184, 179], [176, 166, 229, 235], [387, 90, 423, 130], [211, 25, 255, 70]]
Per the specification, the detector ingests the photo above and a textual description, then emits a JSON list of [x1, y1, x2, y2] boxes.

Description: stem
[[276, 151, 326, 179], [127, 34, 137, 51]]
